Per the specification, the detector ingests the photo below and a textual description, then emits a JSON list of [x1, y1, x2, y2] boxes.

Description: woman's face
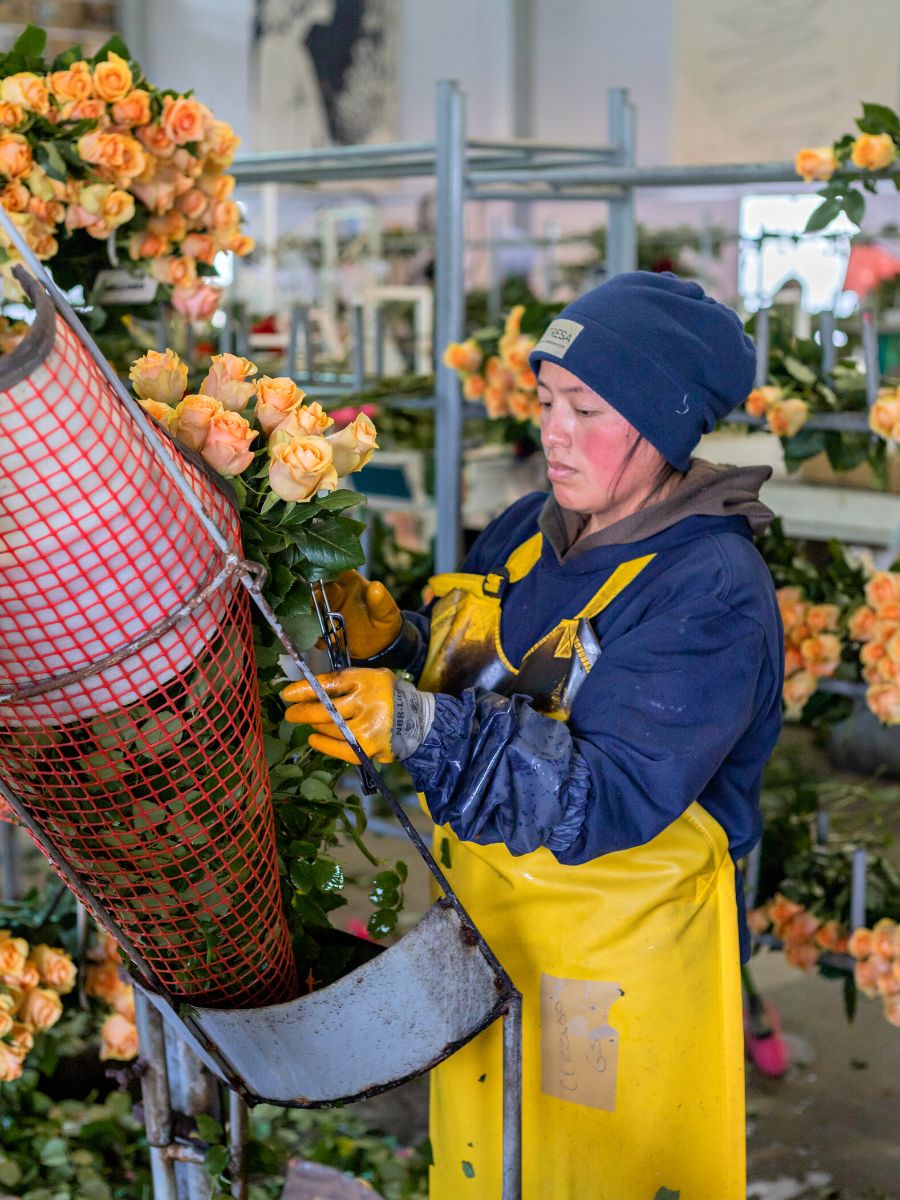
[[538, 361, 667, 519]]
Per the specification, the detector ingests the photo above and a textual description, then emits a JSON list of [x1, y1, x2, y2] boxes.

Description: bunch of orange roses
[[846, 570, 900, 725], [848, 918, 900, 1028], [794, 102, 900, 229], [84, 929, 138, 1063], [776, 586, 843, 718], [130, 347, 379, 500], [0, 928, 76, 1081], [0, 25, 250, 319], [443, 305, 540, 424]]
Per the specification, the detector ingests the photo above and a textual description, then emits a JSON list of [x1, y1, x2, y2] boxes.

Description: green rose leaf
[[194, 1114, 224, 1144], [843, 188, 866, 226], [312, 857, 344, 893]]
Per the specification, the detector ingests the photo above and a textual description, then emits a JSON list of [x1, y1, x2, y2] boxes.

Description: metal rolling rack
[[231, 79, 638, 574]]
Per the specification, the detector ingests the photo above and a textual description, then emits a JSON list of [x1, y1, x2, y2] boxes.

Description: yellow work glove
[[282, 668, 397, 765], [322, 570, 402, 660]]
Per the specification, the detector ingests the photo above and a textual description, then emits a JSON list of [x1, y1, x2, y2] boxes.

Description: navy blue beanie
[[529, 271, 756, 472]]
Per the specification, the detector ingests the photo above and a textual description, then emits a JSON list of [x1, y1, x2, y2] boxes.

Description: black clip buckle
[[482, 569, 509, 599]]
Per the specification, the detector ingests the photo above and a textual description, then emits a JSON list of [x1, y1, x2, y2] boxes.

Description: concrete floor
[[337, 800, 900, 1200]]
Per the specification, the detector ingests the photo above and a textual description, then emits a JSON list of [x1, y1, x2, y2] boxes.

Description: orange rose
[[442, 339, 483, 373], [172, 281, 220, 322], [227, 231, 255, 256], [93, 51, 133, 103], [174, 393, 223, 451], [0, 102, 23, 128], [201, 409, 259, 476], [202, 119, 240, 167], [137, 122, 175, 158], [326, 412, 379, 476], [502, 335, 534, 373], [743, 384, 771, 417], [746, 906, 770, 935], [850, 132, 897, 173], [780, 909, 820, 947], [806, 604, 840, 634], [27, 195, 64, 226], [77, 130, 146, 182], [463, 374, 486, 401], [100, 188, 135, 228], [884, 993, 900, 1027], [180, 231, 216, 264], [0, 1012, 12, 1038], [255, 376, 305, 435], [151, 255, 198, 289], [130, 347, 188, 407], [767, 397, 809, 438], [177, 188, 210, 223], [201, 173, 235, 202], [161, 95, 210, 146], [884, 631, 900, 664], [148, 210, 188, 242], [784, 647, 804, 676], [866, 682, 900, 725], [133, 178, 176, 214], [199, 352, 258, 412], [48, 61, 93, 103], [85, 961, 123, 1005], [794, 146, 837, 182], [871, 918, 897, 959], [511, 388, 539, 421], [785, 942, 820, 971], [128, 230, 169, 260], [209, 199, 240, 230], [814, 920, 846, 952], [29, 945, 76, 994], [868, 393, 900, 440], [0, 72, 49, 115], [139, 397, 178, 434], [58, 97, 107, 123], [848, 926, 873, 959], [112, 88, 151, 127], [0, 134, 32, 180], [9, 1022, 33, 1053], [799, 633, 841, 677], [1, 181, 28, 212], [100, 1012, 138, 1060], [848, 605, 878, 643], [111, 984, 135, 1022], [269, 402, 333, 445], [782, 669, 817, 715], [18, 986, 63, 1032], [865, 570, 900, 614], [0, 936, 28, 978], [269, 436, 339, 502], [0, 1041, 25, 1082], [6, 962, 37, 990], [484, 384, 509, 420]]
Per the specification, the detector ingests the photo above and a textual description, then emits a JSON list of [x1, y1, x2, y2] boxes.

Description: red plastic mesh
[[0, 311, 298, 1008]]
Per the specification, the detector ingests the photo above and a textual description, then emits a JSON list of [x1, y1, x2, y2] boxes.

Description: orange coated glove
[[321, 570, 402, 660], [282, 669, 397, 765]]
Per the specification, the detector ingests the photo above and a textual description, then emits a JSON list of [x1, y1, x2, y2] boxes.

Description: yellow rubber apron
[[419, 533, 745, 1200]]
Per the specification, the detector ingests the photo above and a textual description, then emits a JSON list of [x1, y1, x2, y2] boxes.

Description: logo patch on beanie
[[533, 318, 584, 359]]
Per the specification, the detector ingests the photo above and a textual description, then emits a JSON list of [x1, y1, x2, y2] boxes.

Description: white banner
[[673, 0, 900, 164]]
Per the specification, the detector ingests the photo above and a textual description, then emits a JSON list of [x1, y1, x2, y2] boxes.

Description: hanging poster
[[253, 0, 399, 152], [672, 0, 900, 164]]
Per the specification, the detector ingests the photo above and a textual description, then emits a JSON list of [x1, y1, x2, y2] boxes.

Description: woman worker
[[282, 271, 784, 1200]]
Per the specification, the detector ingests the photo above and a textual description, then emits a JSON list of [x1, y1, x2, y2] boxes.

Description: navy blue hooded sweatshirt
[[371, 459, 784, 959]]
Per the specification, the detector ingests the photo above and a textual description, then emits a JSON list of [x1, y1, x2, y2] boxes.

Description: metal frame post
[[434, 79, 467, 573], [606, 88, 637, 277], [501, 993, 523, 1200], [135, 990, 179, 1200]]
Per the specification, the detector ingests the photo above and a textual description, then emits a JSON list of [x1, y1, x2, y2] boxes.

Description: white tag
[[540, 974, 622, 1110], [532, 317, 584, 359], [92, 269, 159, 306]]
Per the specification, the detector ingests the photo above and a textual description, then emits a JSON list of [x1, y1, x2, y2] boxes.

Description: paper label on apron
[[540, 974, 622, 1111]]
